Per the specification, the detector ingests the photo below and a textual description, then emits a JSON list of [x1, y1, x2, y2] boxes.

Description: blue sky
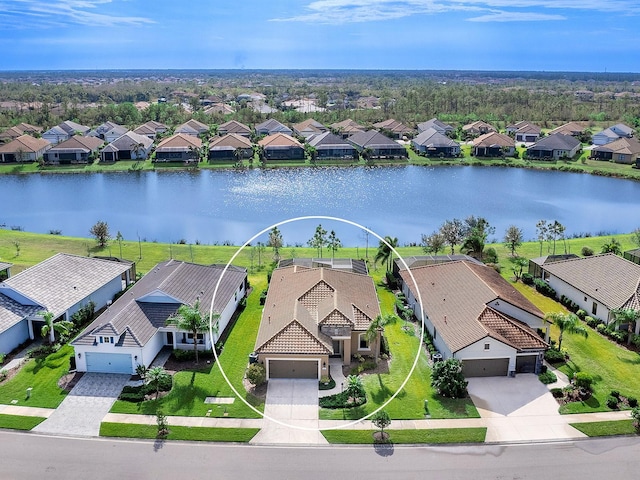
[[1, 0, 639, 71]]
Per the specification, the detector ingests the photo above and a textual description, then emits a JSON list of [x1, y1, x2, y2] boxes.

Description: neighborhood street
[[1, 431, 639, 479]]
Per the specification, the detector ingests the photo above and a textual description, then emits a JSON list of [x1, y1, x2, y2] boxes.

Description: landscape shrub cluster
[[533, 279, 556, 298], [119, 375, 173, 402]]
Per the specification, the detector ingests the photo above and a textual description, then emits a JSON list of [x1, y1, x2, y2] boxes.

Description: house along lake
[[1, 165, 639, 247]]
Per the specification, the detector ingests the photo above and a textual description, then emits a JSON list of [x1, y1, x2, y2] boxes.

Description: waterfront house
[[0, 135, 50, 163], [208, 133, 253, 161], [100, 131, 154, 162], [591, 137, 640, 164], [411, 128, 460, 157], [306, 131, 357, 160], [43, 135, 104, 164], [472, 132, 515, 157], [526, 133, 581, 160], [347, 130, 407, 158], [258, 133, 304, 160], [154, 133, 202, 162]]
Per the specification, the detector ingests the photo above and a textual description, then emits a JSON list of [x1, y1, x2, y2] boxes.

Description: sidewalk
[[103, 413, 262, 429]]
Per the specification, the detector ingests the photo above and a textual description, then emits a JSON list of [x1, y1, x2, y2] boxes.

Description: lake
[[1, 165, 639, 247]]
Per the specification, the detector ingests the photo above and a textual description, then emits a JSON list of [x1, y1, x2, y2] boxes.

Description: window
[[592, 302, 598, 315], [484, 343, 490, 350], [101, 336, 112, 344], [358, 334, 370, 350]]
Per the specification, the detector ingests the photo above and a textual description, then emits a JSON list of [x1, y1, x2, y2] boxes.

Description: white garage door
[[85, 352, 132, 374]]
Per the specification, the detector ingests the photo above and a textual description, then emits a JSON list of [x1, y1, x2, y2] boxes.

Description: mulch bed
[[342, 357, 391, 377], [242, 377, 268, 403], [162, 355, 215, 374], [58, 372, 84, 392]]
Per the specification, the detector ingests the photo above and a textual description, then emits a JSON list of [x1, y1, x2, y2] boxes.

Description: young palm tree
[[544, 312, 588, 350], [40, 310, 73, 344], [146, 366, 169, 400], [610, 308, 640, 345], [166, 300, 217, 364], [374, 236, 398, 272], [364, 314, 394, 362]]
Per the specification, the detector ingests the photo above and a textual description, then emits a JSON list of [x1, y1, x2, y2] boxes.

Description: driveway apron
[[467, 374, 586, 442], [251, 379, 327, 445], [33, 373, 130, 437]]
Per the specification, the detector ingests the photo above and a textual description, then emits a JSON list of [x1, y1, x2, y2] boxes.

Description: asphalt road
[[1, 431, 639, 479]]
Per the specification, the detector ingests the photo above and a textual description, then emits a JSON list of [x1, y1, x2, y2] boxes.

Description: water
[[1, 165, 638, 246]]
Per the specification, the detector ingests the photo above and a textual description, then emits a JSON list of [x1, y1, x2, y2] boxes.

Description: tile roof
[[528, 133, 581, 151], [373, 119, 412, 134], [417, 118, 453, 134], [347, 130, 400, 149], [307, 131, 355, 149], [1, 253, 131, 318], [330, 119, 365, 133], [400, 261, 544, 353], [542, 253, 640, 309], [175, 119, 209, 135], [0, 134, 50, 153], [73, 261, 247, 348], [462, 121, 497, 133], [46, 135, 103, 153], [218, 120, 251, 136], [133, 121, 168, 136], [209, 133, 252, 150], [106, 131, 154, 151], [548, 122, 585, 136], [592, 137, 640, 155], [156, 133, 202, 151], [258, 133, 302, 148], [292, 118, 327, 134], [472, 131, 515, 148], [255, 118, 291, 134], [59, 120, 90, 135], [412, 128, 459, 148], [255, 266, 380, 355], [0, 292, 41, 335]]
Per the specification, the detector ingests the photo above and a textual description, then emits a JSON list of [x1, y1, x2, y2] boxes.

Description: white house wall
[[487, 299, 545, 330], [74, 342, 139, 373], [0, 319, 29, 354], [214, 282, 245, 344], [65, 275, 123, 320], [454, 338, 517, 374], [544, 272, 611, 323], [139, 330, 165, 368]]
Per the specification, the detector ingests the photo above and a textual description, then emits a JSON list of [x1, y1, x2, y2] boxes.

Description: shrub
[[550, 388, 564, 398], [245, 363, 266, 386], [521, 273, 534, 285], [533, 279, 556, 298], [538, 370, 557, 384], [629, 397, 638, 408], [608, 330, 628, 343], [431, 358, 468, 398], [119, 392, 145, 402], [610, 390, 620, 399], [632, 407, 640, 432], [581, 246, 594, 256], [631, 334, 640, 348], [596, 323, 607, 334], [319, 390, 366, 409], [544, 348, 566, 364], [0, 352, 5, 365], [606, 395, 619, 409], [259, 289, 268, 305], [574, 372, 594, 391], [575, 309, 587, 320], [484, 247, 498, 264], [585, 316, 600, 328], [172, 349, 213, 362]]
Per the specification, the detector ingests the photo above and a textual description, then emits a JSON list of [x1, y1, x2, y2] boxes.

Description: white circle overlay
[[209, 215, 425, 431]]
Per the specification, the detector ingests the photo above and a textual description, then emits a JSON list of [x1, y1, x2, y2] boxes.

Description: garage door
[[85, 352, 132, 374], [516, 355, 538, 373], [268, 360, 319, 379], [462, 358, 509, 377]]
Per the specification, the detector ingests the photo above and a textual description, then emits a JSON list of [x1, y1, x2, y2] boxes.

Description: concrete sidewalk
[[103, 413, 262, 429]]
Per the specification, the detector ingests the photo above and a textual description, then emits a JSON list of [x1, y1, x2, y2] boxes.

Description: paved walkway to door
[[251, 379, 327, 445], [32, 373, 131, 437]]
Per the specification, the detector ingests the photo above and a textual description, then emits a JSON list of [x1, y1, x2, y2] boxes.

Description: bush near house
[[533, 278, 556, 298]]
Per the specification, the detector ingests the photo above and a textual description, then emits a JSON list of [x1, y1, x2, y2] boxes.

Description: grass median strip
[[100, 422, 259, 442], [570, 421, 638, 437], [0, 414, 47, 430], [321, 427, 486, 444]]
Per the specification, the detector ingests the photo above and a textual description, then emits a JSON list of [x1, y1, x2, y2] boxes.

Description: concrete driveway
[[251, 379, 327, 445], [467, 374, 586, 442], [33, 373, 130, 437]]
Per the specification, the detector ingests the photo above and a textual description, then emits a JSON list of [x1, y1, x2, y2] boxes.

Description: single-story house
[[373, 119, 414, 139], [399, 260, 549, 377], [306, 131, 357, 160], [472, 132, 515, 157], [175, 119, 209, 137], [133, 121, 168, 140], [154, 133, 202, 162], [506, 121, 541, 143], [462, 121, 497, 137], [528, 254, 579, 279], [217, 120, 251, 138], [411, 128, 460, 157], [208, 133, 253, 161], [0, 123, 42, 143], [100, 131, 154, 162], [0, 135, 50, 163], [42, 120, 91, 145], [590, 137, 640, 164], [254, 265, 381, 379], [203, 103, 235, 115], [89, 122, 128, 143], [526, 133, 581, 160], [539, 253, 640, 328], [255, 118, 292, 136], [609, 123, 634, 138], [417, 118, 453, 136], [592, 128, 622, 146], [0, 254, 133, 354], [43, 135, 104, 165], [279, 258, 368, 275], [72, 260, 247, 374], [330, 119, 365, 139], [548, 122, 585, 137], [347, 130, 407, 158], [292, 119, 327, 139], [392, 255, 482, 278], [258, 133, 304, 160]]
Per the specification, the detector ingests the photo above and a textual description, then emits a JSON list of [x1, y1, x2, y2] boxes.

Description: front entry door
[[331, 340, 342, 357]]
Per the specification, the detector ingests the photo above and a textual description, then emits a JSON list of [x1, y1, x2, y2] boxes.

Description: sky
[[1, 0, 639, 72]]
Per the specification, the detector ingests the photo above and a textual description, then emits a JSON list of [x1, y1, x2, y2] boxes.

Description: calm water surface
[[1, 165, 638, 246]]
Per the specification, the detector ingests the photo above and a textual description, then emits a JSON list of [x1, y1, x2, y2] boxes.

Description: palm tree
[[610, 308, 640, 345], [39, 310, 73, 344], [165, 300, 217, 364], [374, 236, 398, 272], [364, 314, 394, 362], [146, 366, 169, 399], [544, 312, 588, 350]]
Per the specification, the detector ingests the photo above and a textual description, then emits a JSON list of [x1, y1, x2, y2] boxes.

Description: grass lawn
[[319, 284, 478, 420], [321, 427, 486, 444], [570, 420, 638, 437], [0, 414, 47, 430], [100, 422, 259, 442], [109, 278, 267, 418], [0, 345, 72, 408]]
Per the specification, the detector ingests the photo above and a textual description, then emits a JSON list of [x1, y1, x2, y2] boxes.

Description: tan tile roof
[[549, 122, 585, 136], [156, 133, 202, 151], [47, 135, 103, 152], [0, 134, 50, 153], [542, 253, 640, 309], [462, 121, 497, 133], [478, 308, 547, 350], [255, 266, 380, 355], [257, 133, 302, 148], [472, 131, 514, 148], [209, 133, 252, 150], [218, 120, 250, 135], [593, 137, 640, 155], [331, 119, 364, 131], [400, 261, 543, 353], [373, 119, 413, 134]]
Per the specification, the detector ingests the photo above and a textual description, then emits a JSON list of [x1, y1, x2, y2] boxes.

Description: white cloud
[[0, 0, 155, 29], [271, 0, 640, 24]]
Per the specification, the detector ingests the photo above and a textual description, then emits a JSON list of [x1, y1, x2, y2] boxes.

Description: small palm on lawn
[[346, 375, 364, 398], [39, 310, 73, 344], [166, 300, 218, 364], [545, 312, 588, 351], [610, 308, 640, 345], [147, 366, 169, 400], [365, 314, 394, 362]]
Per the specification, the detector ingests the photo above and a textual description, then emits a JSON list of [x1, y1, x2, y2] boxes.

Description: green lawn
[[570, 420, 638, 437], [109, 278, 267, 418], [0, 414, 47, 430], [0, 346, 72, 408], [321, 427, 486, 444], [100, 422, 259, 442], [319, 285, 478, 420]]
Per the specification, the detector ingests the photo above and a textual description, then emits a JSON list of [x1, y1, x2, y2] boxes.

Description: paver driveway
[[33, 373, 130, 437], [251, 379, 327, 445]]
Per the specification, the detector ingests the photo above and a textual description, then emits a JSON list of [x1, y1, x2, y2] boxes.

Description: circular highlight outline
[[209, 215, 425, 431]]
